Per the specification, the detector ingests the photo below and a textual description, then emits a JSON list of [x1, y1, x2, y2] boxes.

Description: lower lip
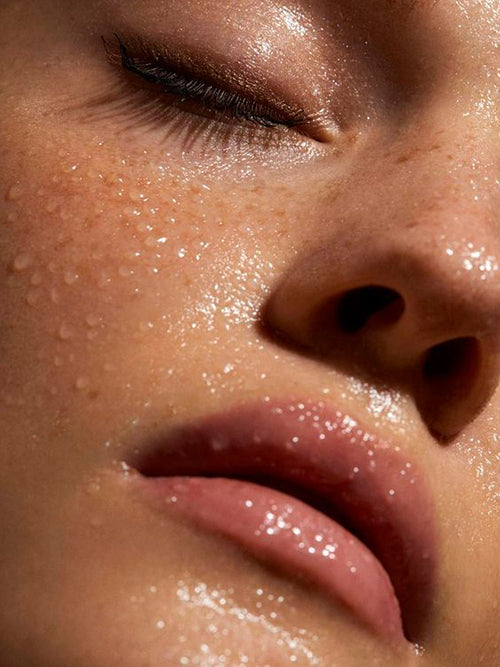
[[141, 475, 405, 644]]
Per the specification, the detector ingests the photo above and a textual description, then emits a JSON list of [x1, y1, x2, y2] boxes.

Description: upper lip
[[131, 399, 437, 643]]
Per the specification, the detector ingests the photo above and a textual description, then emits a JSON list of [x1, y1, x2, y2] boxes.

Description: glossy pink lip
[[131, 400, 437, 644]]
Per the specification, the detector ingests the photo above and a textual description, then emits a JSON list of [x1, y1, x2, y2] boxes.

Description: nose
[[264, 165, 500, 440]]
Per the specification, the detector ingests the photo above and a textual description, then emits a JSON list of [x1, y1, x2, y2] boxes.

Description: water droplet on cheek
[[12, 252, 33, 272], [30, 272, 43, 286], [64, 270, 79, 285], [118, 265, 134, 277], [145, 236, 157, 248], [50, 287, 61, 304], [75, 376, 90, 390], [6, 184, 24, 201], [58, 323, 73, 340], [26, 290, 39, 306], [85, 314, 101, 328]]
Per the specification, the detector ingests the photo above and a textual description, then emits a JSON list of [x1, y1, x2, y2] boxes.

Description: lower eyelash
[[75, 74, 291, 158]]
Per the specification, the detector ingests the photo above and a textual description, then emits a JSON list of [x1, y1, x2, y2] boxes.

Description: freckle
[[6, 184, 24, 201], [58, 323, 73, 340]]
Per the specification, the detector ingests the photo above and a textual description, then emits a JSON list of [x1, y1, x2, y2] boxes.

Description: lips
[[131, 400, 437, 645]]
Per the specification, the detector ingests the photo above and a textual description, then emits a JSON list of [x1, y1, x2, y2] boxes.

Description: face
[[1, 0, 499, 665]]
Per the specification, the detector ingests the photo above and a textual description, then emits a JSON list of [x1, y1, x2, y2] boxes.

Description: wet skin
[[0, 0, 499, 665]]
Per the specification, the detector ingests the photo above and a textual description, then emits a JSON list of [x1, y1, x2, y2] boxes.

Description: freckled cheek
[[0, 150, 288, 411]]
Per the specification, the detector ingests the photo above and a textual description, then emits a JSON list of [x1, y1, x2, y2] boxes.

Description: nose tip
[[265, 236, 500, 440]]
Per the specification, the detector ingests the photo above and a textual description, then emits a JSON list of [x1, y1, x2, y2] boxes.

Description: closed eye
[[104, 33, 312, 131]]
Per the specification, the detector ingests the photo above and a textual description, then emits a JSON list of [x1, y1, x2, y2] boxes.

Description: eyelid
[[103, 33, 331, 142]]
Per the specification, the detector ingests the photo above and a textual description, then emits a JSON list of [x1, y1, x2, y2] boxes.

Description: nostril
[[419, 337, 483, 439], [336, 286, 405, 333], [422, 337, 480, 382]]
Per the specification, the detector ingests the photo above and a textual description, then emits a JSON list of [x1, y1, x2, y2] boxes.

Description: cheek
[[0, 137, 303, 448]]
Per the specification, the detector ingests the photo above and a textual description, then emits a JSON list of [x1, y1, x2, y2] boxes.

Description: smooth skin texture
[[0, 0, 499, 665]]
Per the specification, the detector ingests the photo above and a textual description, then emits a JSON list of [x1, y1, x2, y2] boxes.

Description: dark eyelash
[[107, 34, 305, 129]]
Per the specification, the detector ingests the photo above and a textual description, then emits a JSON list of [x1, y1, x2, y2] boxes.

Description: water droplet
[[85, 314, 101, 328], [50, 287, 61, 304], [75, 376, 90, 390], [136, 221, 153, 233], [30, 272, 43, 286], [6, 184, 24, 201], [130, 189, 148, 202], [58, 323, 73, 340], [98, 271, 111, 288], [12, 252, 33, 271], [64, 270, 79, 285], [86, 479, 101, 494], [26, 291, 39, 306], [118, 266, 133, 277]]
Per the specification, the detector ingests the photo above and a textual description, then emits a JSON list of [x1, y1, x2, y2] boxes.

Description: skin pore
[[0, 0, 499, 665]]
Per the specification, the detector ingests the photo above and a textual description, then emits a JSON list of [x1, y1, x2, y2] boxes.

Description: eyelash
[[105, 34, 307, 131]]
